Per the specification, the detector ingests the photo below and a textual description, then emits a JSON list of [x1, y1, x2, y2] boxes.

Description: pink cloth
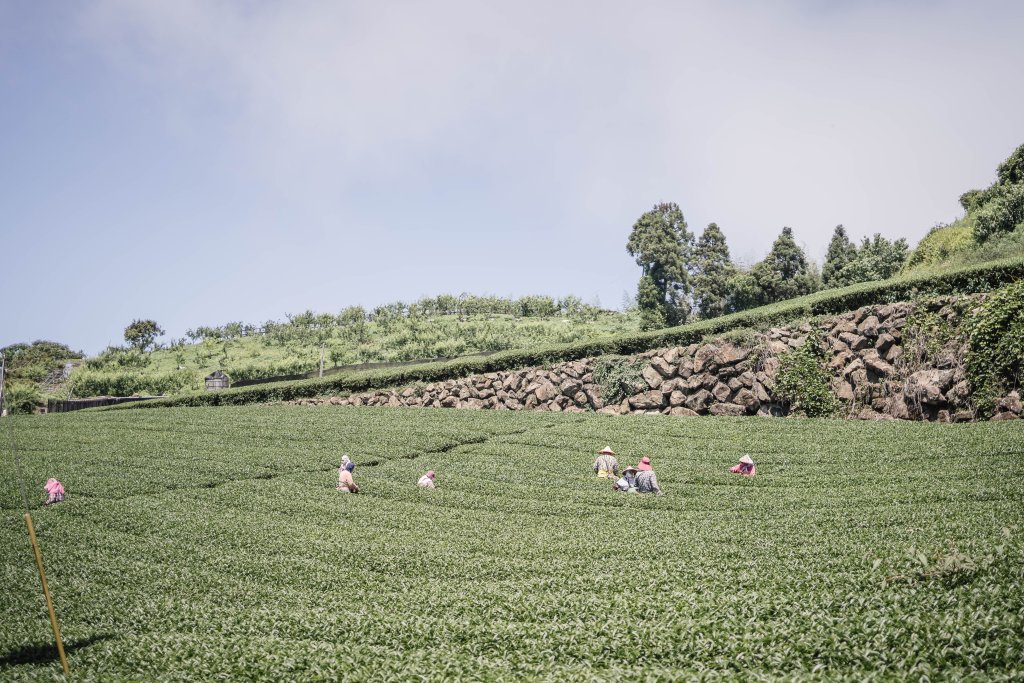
[[44, 478, 65, 505], [730, 463, 756, 477]]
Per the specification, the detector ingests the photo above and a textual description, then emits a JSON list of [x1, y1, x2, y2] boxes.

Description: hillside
[[70, 297, 638, 398], [113, 255, 1024, 411], [2, 407, 1022, 679]]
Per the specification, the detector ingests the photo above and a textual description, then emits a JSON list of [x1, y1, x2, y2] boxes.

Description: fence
[[45, 396, 166, 413]]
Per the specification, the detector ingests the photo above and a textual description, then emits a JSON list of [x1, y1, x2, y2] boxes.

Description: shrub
[[3, 381, 42, 414], [965, 281, 1024, 416], [592, 356, 647, 405], [773, 331, 839, 417]]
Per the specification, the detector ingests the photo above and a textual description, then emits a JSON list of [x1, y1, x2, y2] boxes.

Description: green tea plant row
[[2, 407, 1022, 680], [112, 255, 1024, 410]]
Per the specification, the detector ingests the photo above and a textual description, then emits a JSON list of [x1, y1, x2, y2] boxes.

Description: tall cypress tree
[[626, 202, 694, 329], [822, 225, 857, 287], [751, 227, 818, 304], [692, 223, 736, 319]]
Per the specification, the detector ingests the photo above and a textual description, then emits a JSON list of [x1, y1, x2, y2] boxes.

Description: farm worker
[[593, 447, 619, 479], [730, 455, 757, 477], [43, 478, 65, 505], [417, 471, 436, 489], [635, 468, 663, 495], [337, 462, 359, 493], [613, 465, 639, 492], [637, 456, 653, 472]]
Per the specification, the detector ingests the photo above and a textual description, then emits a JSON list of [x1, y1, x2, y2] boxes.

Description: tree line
[[626, 203, 909, 330]]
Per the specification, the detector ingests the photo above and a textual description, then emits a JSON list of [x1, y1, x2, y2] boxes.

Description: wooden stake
[[24, 512, 69, 675]]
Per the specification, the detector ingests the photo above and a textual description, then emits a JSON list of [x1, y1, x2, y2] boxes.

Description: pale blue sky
[[2, 0, 1022, 354]]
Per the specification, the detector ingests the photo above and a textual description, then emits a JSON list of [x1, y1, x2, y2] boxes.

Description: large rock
[[650, 356, 676, 379], [862, 350, 895, 378], [998, 391, 1022, 415], [629, 390, 664, 410], [905, 369, 955, 406], [559, 378, 582, 397], [642, 365, 664, 389], [838, 332, 871, 351], [733, 388, 760, 413], [668, 390, 688, 407], [694, 344, 720, 373], [685, 389, 712, 412], [858, 315, 880, 337], [711, 382, 733, 403], [667, 406, 699, 417], [875, 333, 896, 353], [709, 403, 746, 417], [715, 344, 751, 367], [946, 381, 970, 407], [832, 378, 855, 402]]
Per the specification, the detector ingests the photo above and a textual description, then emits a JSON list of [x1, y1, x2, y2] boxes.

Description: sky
[[2, 0, 1022, 355]]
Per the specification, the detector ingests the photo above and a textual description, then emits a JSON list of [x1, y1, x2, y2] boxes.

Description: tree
[[692, 223, 736, 319], [960, 142, 1024, 242], [123, 319, 165, 352], [822, 225, 857, 287], [750, 227, 818, 304], [841, 234, 909, 283], [626, 202, 694, 329]]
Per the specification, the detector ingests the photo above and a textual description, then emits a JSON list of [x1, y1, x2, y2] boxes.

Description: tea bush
[[966, 281, 1024, 415], [1, 408, 1021, 680]]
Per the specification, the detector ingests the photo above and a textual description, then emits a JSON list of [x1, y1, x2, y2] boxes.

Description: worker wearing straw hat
[[613, 464, 639, 492], [729, 455, 757, 477], [592, 447, 619, 479]]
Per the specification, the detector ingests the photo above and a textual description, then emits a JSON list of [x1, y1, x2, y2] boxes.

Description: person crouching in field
[[634, 466, 663, 495], [43, 478, 65, 505], [730, 455, 757, 477], [593, 447, 619, 479], [337, 462, 359, 493], [417, 471, 436, 489], [613, 465, 639, 493]]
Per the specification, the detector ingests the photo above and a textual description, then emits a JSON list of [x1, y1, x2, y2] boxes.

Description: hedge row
[[110, 256, 1024, 410]]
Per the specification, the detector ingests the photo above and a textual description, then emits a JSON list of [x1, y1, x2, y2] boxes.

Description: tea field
[[1, 407, 1022, 681]]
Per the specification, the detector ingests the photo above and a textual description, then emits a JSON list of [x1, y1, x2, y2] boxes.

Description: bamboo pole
[[24, 512, 69, 675]]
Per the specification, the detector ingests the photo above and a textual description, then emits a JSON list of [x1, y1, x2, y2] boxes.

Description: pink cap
[[426, 470, 435, 479], [637, 457, 652, 471]]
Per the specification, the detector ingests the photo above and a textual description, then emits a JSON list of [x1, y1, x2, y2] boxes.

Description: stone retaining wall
[[291, 296, 1022, 422]]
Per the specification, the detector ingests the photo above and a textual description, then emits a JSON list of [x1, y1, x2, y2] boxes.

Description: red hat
[[637, 456, 652, 471]]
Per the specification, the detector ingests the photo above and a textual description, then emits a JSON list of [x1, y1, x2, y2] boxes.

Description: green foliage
[[2, 408, 1023, 679], [124, 319, 165, 351], [2, 381, 42, 414], [749, 227, 819, 305], [626, 202, 693, 327], [636, 274, 667, 331], [692, 223, 736, 320], [773, 330, 839, 417], [961, 143, 1024, 243], [832, 234, 909, 286], [904, 221, 976, 271], [0, 340, 80, 382], [110, 256, 1024, 410], [966, 281, 1024, 415], [72, 368, 200, 397], [592, 356, 647, 405], [822, 225, 858, 287]]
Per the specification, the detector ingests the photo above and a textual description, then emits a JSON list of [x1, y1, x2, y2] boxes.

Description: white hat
[[739, 455, 754, 465], [597, 446, 615, 455]]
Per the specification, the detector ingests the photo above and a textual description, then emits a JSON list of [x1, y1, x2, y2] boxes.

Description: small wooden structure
[[205, 371, 231, 391]]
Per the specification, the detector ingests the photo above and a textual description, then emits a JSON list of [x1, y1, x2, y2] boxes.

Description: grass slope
[[2, 407, 1023, 680], [115, 254, 1024, 409]]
